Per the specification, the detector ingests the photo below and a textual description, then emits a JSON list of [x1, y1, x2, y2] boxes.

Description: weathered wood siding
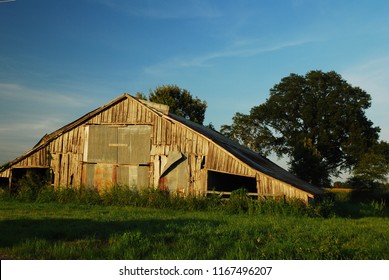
[[1, 95, 314, 202]]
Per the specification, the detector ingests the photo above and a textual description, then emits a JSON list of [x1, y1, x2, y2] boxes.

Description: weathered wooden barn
[[0, 94, 325, 203]]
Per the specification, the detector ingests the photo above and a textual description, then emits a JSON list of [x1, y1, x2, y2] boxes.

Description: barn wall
[[256, 173, 312, 201]]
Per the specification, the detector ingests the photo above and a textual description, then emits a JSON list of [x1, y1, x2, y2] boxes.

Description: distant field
[[1, 199, 389, 259]]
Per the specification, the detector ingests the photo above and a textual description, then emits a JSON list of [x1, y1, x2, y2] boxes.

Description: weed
[[360, 199, 387, 217]]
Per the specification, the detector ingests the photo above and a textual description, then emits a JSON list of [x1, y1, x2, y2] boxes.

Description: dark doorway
[[207, 170, 257, 193], [10, 168, 50, 194], [0, 177, 9, 191]]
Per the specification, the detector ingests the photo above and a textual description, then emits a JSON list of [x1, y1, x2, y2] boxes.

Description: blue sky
[[1, 0, 389, 172]]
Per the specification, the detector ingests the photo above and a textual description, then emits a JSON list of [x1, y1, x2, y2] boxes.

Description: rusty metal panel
[[160, 155, 189, 193], [94, 163, 114, 190], [118, 126, 151, 164], [84, 163, 115, 189], [117, 165, 149, 188], [87, 126, 117, 163]]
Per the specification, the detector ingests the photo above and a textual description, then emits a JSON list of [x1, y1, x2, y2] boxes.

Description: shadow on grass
[[0, 218, 222, 248]]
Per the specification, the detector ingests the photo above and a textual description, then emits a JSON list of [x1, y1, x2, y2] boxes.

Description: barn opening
[[0, 177, 9, 190], [10, 167, 50, 194], [207, 170, 257, 194]]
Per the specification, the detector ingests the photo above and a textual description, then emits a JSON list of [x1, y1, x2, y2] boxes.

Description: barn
[[0, 94, 325, 203]]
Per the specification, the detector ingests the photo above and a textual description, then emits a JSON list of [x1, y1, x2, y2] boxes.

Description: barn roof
[[1, 93, 325, 196]]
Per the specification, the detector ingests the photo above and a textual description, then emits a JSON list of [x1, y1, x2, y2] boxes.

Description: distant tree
[[205, 122, 216, 131], [348, 141, 389, 188], [221, 70, 380, 187], [135, 92, 147, 100], [148, 85, 207, 124]]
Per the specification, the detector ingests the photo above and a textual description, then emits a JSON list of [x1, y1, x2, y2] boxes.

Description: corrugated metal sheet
[[86, 125, 151, 164], [87, 126, 117, 163], [117, 165, 149, 187], [117, 126, 151, 164], [82, 124, 152, 188]]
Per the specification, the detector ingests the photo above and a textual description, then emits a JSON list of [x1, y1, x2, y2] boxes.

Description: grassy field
[[1, 187, 389, 260]]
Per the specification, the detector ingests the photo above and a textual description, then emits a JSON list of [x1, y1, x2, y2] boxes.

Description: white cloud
[[0, 82, 93, 108], [144, 38, 316, 76], [0, 83, 98, 163]]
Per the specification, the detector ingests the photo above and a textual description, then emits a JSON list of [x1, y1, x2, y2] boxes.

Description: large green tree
[[221, 70, 380, 187], [147, 85, 207, 124]]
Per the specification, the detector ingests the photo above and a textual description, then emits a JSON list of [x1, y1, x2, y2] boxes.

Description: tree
[[348, 141, 389, 188], [221, 70, 380, 187], [148, 85, 207, 124]]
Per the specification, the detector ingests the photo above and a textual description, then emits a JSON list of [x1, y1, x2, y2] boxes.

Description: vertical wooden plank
[[51, 153, 59, 187], [142, 106, 146, 123], [161, 119, 166, 145], [107, 107, 112, 123], [135, 103, 140, 123], [171, 123, 177, 145], [73, 154, 82, 186], [68, 130, 74, 153], [100, 110, 105, 123], [55, 135, 61, 154], [110, 106, 115, 123], [147, 109, 152, 123], [116, 103, 121, 123], [63, 133, 69, 153], [153, 155, 160, 187], [156, 117, 162, 145], [118, 100, 124, 123], [130, 100, 136, 123], [152, 116, 157, 145], [179, 125, 185, 152], [123, 98, 129, 123], [62, 133, 69, 153], [192, 133, 198, 154], [77, 126, 83, 153], [95, 111, 101, 124], [165, 121, 171, 145], [83, 126, 89, 162], [212, 145, 218, 170], [104, 108, 109, 123], [203, 140, 209, 156], [71, 127, 78, 153]]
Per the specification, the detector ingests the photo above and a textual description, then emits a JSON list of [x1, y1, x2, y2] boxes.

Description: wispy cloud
[[0, 82, 94, 108], [0, 114, 66, 163], [144, 38, 317, 76], [0, 83, 98, 163]]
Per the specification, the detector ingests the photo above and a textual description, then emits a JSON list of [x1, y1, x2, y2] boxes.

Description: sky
[[1, 0, 389, 174]]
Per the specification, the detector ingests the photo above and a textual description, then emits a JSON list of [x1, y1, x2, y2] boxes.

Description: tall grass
[[2, 182, 388, 218], [1, 184, 335, 217]]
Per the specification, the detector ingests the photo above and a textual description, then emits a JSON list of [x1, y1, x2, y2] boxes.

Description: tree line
[[136, 71, 389, 189]]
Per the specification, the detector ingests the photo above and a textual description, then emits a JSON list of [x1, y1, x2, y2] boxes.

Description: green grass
[[1, 197, 389, 259]]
